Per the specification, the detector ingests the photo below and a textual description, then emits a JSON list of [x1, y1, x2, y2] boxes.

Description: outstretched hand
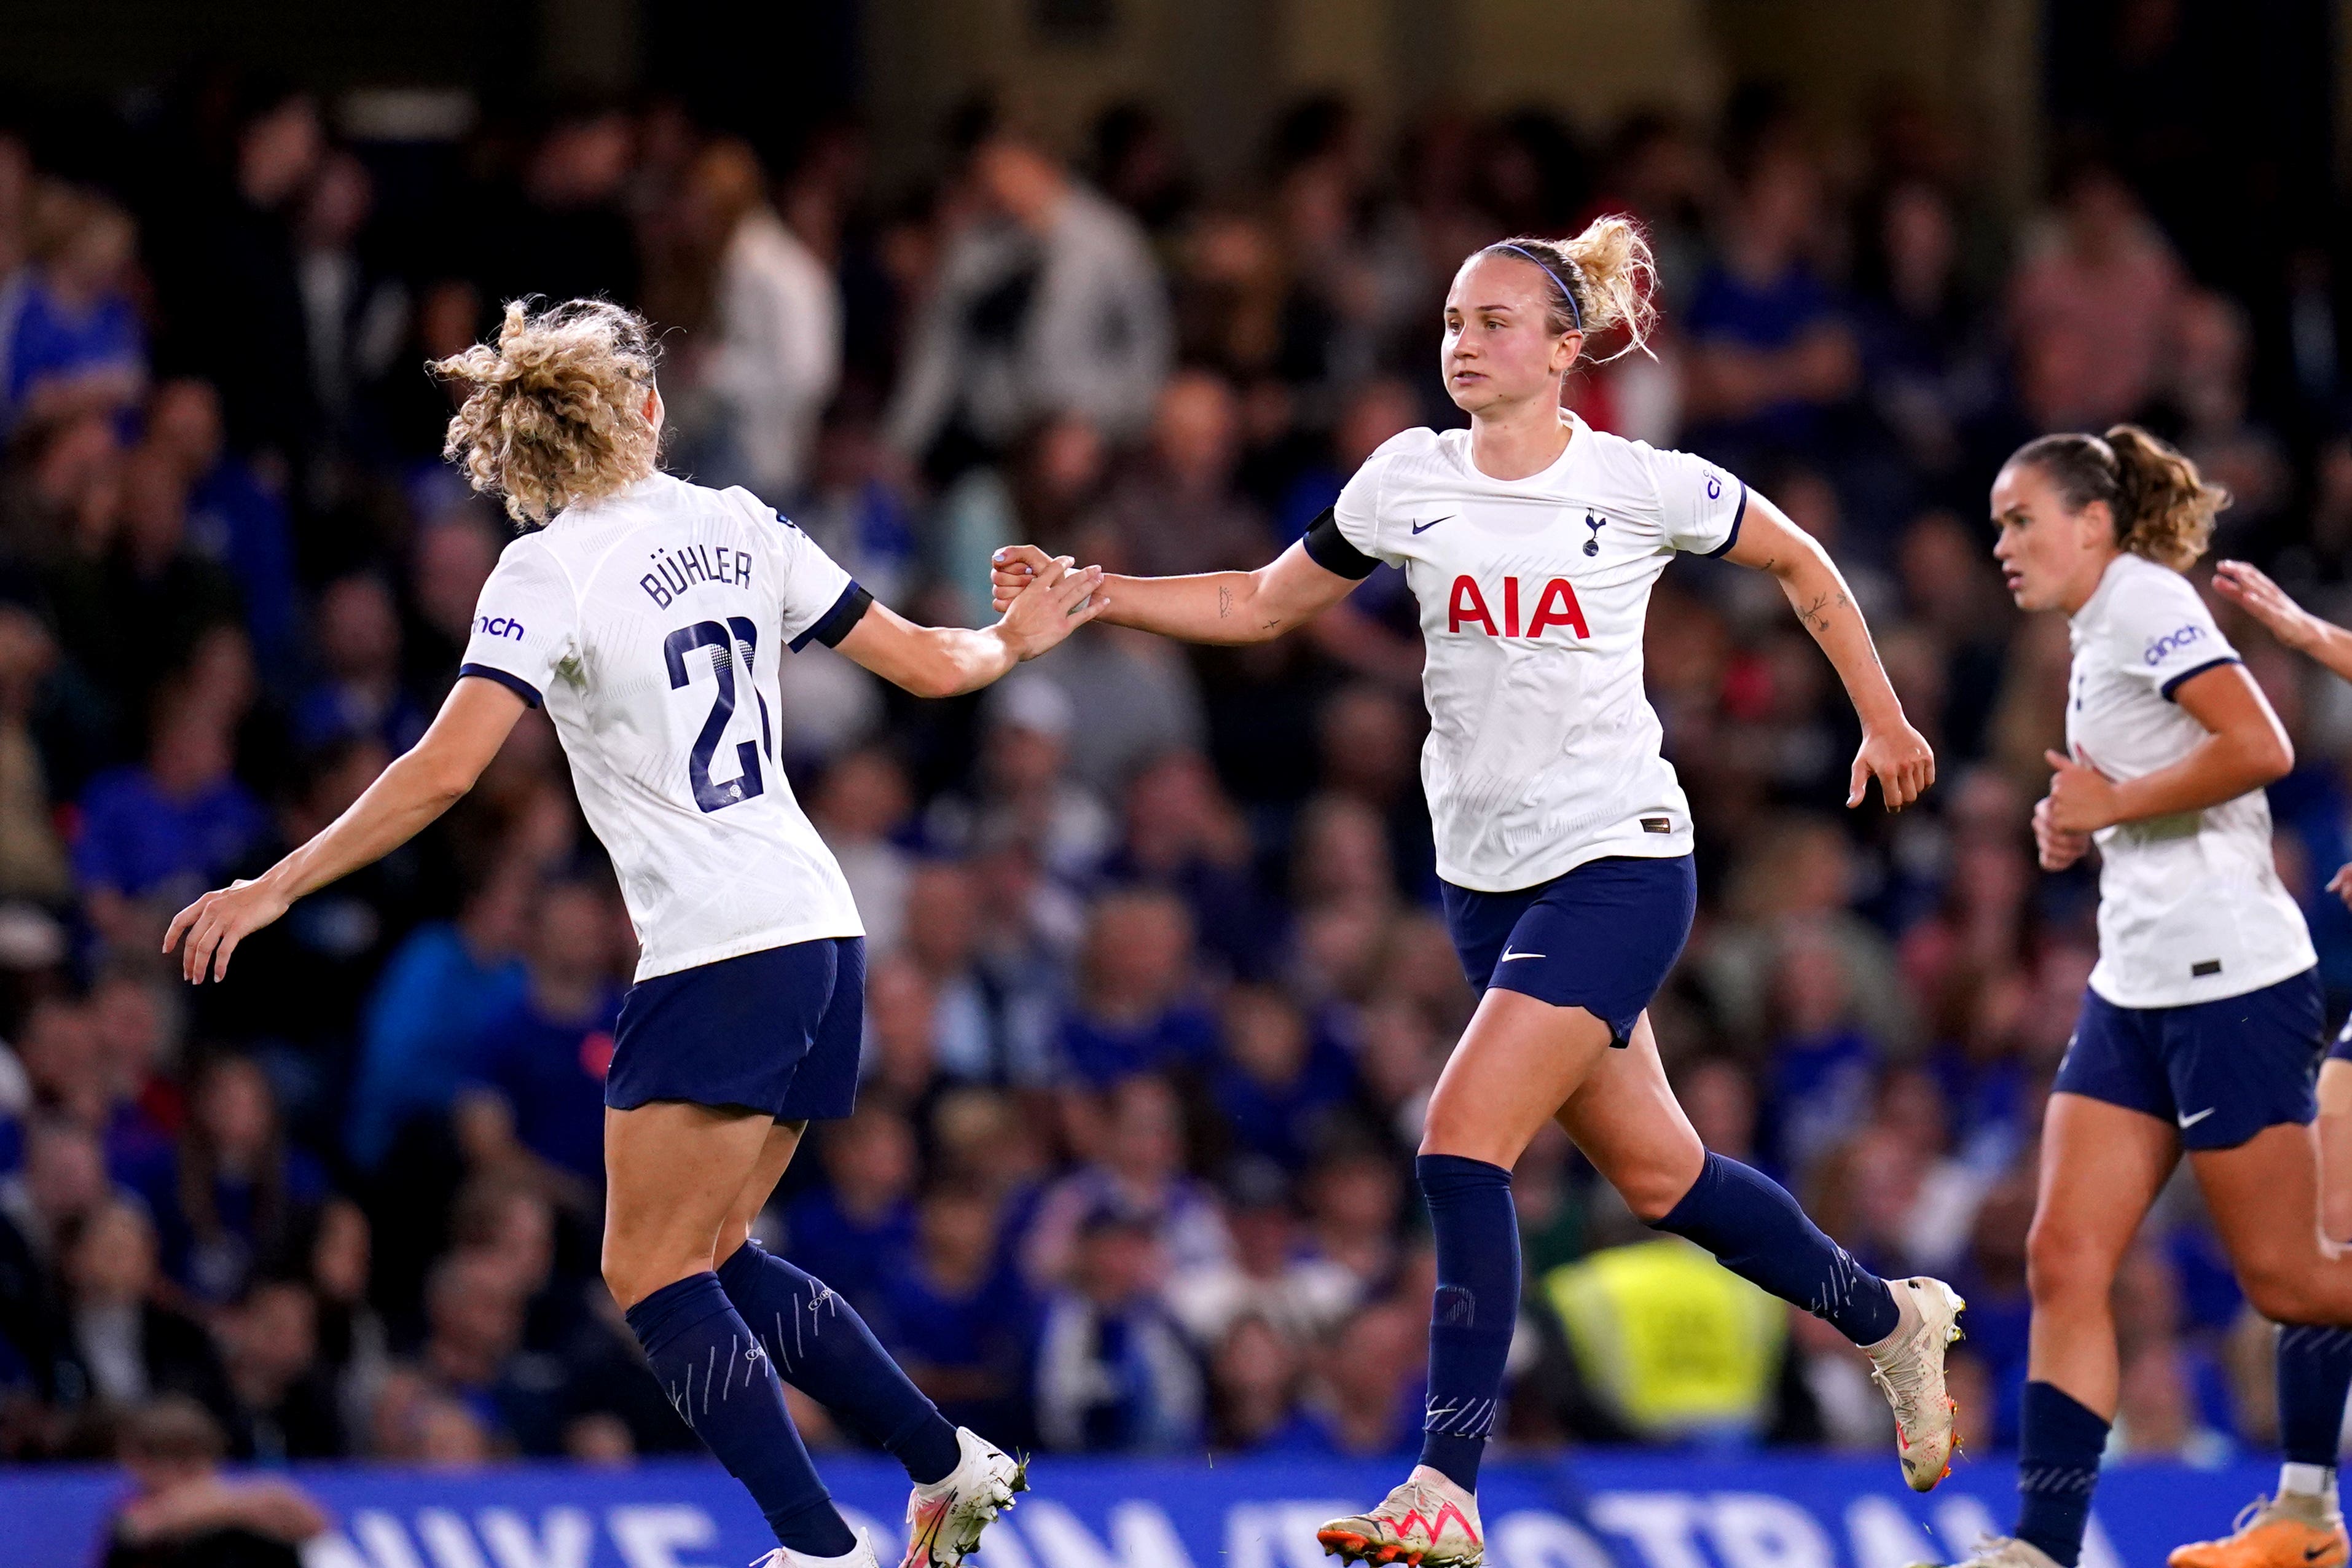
[[2213, 559, 2321, 653], [163, 877, 292, 984], [995, 555, 1107, 662], [1849, 721, 1935, 811]]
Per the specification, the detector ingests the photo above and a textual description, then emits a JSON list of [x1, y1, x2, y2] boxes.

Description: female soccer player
[[1946, 429, 2352, 1568], [994, 219, 1961, 1566], [2149, 552, 2352, 1568], [165, 300, 1097, 1568]]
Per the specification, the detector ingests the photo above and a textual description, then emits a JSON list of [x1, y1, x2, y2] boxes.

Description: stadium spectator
[[1049, 890, 1217, 1086], [4, 181, 145, 436], [778, 1105, 919, 1314], [872, 1183, 1033, 1441], [103, 1395, 327, 1568], [58, 1200, 238, 1441], [1030, 1204, 1202, 1452], [887, 102, 1171, 475], [156, 1054, 326, 1304], [342, 859, 531, 1173], [453, 874, 624, 1194]]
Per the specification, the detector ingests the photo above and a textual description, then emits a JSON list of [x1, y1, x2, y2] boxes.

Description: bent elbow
[[2265, 732, 2297, 783], [900, 663, 962, 700]]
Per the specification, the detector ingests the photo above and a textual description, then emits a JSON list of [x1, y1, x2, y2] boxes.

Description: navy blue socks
[[718, 1241, 962, 1486], [2276, 1324, 2352, 1478], [2015, 1380, 2110, 1568], [1650, 1150, 1901, 1346], [625, 1273, 857, 1556], [1416, 1154, 1519, 1492]]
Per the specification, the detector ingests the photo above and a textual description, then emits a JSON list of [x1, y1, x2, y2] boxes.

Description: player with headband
[[994, 216, 1956, 1567]]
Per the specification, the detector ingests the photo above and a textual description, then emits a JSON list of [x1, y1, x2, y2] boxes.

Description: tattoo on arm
[[1797, 590, 1848, 635], [1217, 585, 1233, 619]]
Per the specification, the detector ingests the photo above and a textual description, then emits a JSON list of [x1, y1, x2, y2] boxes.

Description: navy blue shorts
[[2053, 968, 2324, 1150], [1440, 854, 1696, 1046], [606, 937, 866, 1121], [2330, 1013, 2352, 1066]]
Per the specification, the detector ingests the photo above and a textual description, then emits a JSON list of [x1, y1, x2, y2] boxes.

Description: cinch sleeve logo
[[474, 614, 525, 640], [2142, 622, 2205, 665]]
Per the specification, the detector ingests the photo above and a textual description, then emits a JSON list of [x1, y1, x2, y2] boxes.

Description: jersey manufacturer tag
[[1641, 817, 1671, 833], [2190, 959, 2221, 977]]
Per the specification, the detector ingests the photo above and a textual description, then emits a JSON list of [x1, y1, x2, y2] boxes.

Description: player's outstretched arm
[[989, 541, 1358, 646], [1721, 495, 1935, 810], [2214, 559, 2352, 684], [2040, 662, 2292, 834], [836, 555, 1107, 698], [165, 675, 531, 983]]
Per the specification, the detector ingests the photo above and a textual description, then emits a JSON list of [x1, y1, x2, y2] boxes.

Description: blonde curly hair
[[2008, 423, 2230, 571], [433, 298, 660, 526], [1477, 215, 1660, 365]]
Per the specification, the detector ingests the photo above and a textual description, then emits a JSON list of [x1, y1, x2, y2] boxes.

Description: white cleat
[[1317, 1467, 1485, 1567], [1909, 1536, 2063, 1568], [1867, 1276, 1967, 1491], [756, 1528, 880, 1568], [900, 1427, 1028, 1568]]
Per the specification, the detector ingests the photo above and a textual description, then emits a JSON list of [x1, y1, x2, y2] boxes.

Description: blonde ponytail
[[1480, 215, 1660, 364], [433, 297, 661, 527]]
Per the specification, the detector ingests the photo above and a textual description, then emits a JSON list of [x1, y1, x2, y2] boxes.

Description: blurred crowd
[[4, 52, 2352, 1487]]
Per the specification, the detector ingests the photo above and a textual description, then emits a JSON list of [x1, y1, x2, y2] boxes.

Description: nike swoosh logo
[[1499, 949, 1545, 962], [2178, 1107, 2216, 1129], [1410, 515, 1454, 535]]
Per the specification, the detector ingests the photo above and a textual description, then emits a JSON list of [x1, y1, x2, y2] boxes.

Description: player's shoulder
[[1592, 428, 1728, 511], [2104, 551, 2209, 619], [1365, 426, 1449, 468]]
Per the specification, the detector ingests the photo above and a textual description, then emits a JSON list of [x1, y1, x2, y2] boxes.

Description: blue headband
[[1495, 243, 1582, 332]]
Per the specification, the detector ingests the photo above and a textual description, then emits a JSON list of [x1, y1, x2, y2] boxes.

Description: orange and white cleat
[[1865, 1276, 1967, 1491], [898, 1427, 1027, 1568], [2167, 1493, 2349, 1568], [1317, 1468, 1484, 1568]]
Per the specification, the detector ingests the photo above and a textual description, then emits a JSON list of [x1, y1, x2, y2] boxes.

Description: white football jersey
[[460, 472, 866, 980], [2063, 550, 2313, 1007], [1317, 414, 1745, 892]]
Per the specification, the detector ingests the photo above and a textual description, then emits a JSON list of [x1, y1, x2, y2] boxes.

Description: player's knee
[[2238, 1258, 2321, 1325], [2025, 1221, 2110, 1309], [600, 1233, 701, 1313]]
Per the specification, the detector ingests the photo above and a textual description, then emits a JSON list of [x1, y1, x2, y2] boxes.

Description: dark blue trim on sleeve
[[1702, 480, 1749, 558], [1303, 506, 1382, 580], [458, 663, 542, 708], [2160, 654, 2242, 701], [793, 581, 874, 651]]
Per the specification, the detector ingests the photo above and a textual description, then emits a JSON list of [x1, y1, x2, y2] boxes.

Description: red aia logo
[[1447, 575, 1588, 638]]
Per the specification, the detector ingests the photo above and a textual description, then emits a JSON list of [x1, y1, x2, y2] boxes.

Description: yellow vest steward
[[1542, 1237, 1787, 1437]]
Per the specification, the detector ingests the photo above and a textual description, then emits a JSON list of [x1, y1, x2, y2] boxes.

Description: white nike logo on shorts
[[2178, 1107, 2216, 1129], [1499, 947, 1545, 962]]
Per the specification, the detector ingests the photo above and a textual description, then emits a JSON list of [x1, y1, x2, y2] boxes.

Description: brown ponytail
[[2005, 423, 2229, 570]]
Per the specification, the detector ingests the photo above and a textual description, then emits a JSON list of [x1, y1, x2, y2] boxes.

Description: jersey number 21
[[663, 619, 775, 813]]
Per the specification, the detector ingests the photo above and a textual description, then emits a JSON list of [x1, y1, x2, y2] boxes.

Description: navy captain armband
[[793, 582, 875, 651], [1302, 506, 1382, 580]]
